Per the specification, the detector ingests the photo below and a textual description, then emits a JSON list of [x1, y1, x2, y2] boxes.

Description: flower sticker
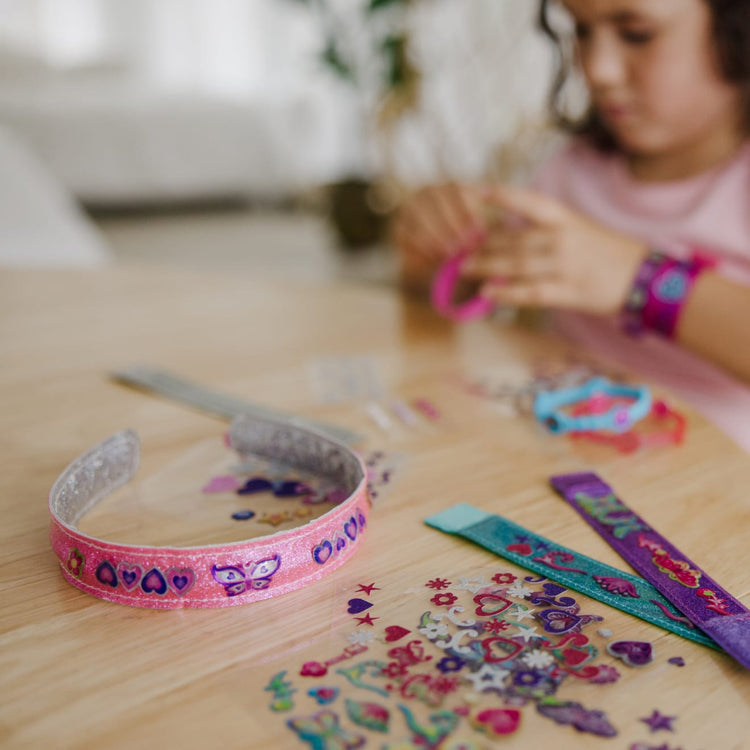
[[492, 572, 517, 585], [66, 548, 85, 579], [430, 592, 458, 607]]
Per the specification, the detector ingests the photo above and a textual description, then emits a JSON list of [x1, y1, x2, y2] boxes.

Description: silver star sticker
[[463, 664, 510, 692], [513, 625, 540, 643], [455, 576, 488, 593], [511, 605, 537, 621]]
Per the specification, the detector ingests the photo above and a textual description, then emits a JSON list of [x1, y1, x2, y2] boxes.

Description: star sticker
[[354, 613, 379, 627], [463, 664, 509, 693], [356, 583, 380, 596], [513, 625, 540, 643], [455, 576, 488, 593], [511, 606, 537, 621], [641, 710, 676, 732]]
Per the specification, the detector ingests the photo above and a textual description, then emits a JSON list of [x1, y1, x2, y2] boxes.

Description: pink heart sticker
[[116, 563, 143, 591], [474, 708, 521, 736], [473, 592, 513, 617], [480, 636, 523, 664], [300, 661, 328, 677], [166, 567, 196, 596]]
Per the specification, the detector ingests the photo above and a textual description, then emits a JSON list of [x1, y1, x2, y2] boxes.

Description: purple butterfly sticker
[[211, 554, 281, 597]]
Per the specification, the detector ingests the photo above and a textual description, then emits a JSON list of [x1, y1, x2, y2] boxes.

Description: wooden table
[[1, 266, 749, 750]]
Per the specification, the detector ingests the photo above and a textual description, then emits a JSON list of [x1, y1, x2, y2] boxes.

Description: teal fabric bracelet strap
[[424, 503, 718, 651]]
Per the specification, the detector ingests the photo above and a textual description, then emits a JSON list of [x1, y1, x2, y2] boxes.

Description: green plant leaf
[[321, 39, 356, 82], [367, 0, 408, 12], [381, 33, 408, 87]]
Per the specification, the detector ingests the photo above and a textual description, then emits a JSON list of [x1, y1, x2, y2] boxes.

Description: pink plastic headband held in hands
[[49, 414, 370, 608], [431, 251, 495, 322]]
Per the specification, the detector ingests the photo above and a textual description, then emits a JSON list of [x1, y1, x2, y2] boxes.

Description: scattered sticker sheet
[[263, 571, 683, 748]]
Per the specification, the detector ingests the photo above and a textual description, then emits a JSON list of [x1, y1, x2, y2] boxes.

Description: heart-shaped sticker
[[116, 563, 143, 591], [95, 560, 118, 588], [312, 540, 333, 565], [538, 608, 583, 635], [347, 598, 373, 614], [300, 661, 327, 677], [607, 640, 654, 667], [166, 567, 196, 596], [506, 543, 533, 556], [480, 636, 523, 664], [474, 708, 521, 737], [141, 568, 168, 595], [343, 516, 358, 541], [473, 592, 513, 617], [384, 625, 411, 642], [334, 534, 347, 553]]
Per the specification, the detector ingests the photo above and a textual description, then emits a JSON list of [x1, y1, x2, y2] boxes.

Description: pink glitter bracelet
[[49, 414, 370, 609]]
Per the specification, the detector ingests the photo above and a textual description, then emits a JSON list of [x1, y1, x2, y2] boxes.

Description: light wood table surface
[[1, 266, 749, 750]]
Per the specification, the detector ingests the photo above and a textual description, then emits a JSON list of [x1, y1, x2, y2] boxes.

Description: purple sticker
[[95, 560, 118, 588], [607, 640, 654, 667], [347, 598, 373, 614], [312, 540, 333, 565], [141, 568, 168, 595]]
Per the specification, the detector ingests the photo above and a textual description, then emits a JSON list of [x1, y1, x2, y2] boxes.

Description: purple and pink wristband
[[622, 250, 714, 337]]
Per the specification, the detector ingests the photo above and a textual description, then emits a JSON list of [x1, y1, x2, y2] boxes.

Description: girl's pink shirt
[[532, 138, 750, 452]]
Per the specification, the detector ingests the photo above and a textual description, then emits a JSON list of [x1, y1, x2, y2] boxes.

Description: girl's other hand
[[463, 186, 649, 316]]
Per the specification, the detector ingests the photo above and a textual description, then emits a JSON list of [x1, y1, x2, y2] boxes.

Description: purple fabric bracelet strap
[[549, 472, 750, 670], [622, 250, 707, 337]]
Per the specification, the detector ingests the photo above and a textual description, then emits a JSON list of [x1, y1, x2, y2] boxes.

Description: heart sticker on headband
[[95, 560, 118, 588], [141, 568, 168, 595], [166, 567, 196, 596], [343, 517, 358, 541], [312, 540, 333, 565], [117, 563, 143, 591]]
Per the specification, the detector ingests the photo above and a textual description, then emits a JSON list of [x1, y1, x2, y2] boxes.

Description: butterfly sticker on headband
[[211, 554, 282, 597]]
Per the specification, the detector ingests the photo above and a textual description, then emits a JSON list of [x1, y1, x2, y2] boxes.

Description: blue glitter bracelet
[[533, 376, 651, 434]]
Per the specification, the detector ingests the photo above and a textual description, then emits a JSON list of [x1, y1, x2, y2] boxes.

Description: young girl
[[392, 0, 750, 452]]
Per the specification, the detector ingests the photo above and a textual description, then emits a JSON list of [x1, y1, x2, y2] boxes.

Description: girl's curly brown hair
[[538, 0, 750, 150]]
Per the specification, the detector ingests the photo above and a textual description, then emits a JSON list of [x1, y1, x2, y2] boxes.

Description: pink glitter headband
[[49, 414, 370, 608]]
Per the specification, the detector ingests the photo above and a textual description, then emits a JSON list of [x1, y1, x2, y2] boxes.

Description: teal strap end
[[424, 503, 491, 534]]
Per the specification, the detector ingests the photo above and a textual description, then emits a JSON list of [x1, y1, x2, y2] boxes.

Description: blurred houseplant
[[289, 0, 422, 247]]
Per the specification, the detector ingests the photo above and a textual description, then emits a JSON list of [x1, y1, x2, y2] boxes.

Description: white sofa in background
[[0, 124, 111, 267]]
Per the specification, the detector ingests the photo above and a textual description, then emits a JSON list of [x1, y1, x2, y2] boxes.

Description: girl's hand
[[463, 186, 649, 316], [391, 183, 488, 264]]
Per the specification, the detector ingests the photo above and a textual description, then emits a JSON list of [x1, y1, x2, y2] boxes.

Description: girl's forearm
[[676, 272, 750, 383]]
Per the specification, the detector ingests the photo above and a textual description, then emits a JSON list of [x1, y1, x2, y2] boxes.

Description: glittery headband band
[[49, 414, 370, 608]]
